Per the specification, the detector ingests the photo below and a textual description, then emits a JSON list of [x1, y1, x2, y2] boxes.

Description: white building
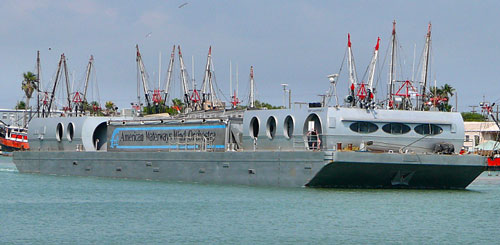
[[464, 122, 499, 152], [0, 109, 33, 127]]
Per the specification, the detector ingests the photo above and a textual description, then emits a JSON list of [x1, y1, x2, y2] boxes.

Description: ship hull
[[308, 152, 485, 189], [13, 151, 486, 189]]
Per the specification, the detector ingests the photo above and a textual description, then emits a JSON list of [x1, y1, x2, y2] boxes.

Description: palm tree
[[172, 98, 183, 108], [15, 101, 26, 110], [105, 101, 117, 115], [429, 86, 442, 98], [440, 83, 455, 99], [21, 71, 37, 126]]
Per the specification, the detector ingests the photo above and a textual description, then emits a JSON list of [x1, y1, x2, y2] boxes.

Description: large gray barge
[[13, 106, 487, 189], [13, 22, 488, 189]]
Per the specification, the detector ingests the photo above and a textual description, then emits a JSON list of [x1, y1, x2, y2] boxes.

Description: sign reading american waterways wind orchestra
[[107, 122, 227, 152]]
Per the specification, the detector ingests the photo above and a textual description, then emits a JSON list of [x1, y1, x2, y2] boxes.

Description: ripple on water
[[0, 156, 499, 243]]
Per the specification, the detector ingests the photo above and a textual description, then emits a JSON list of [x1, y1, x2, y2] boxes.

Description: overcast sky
[[0, 0, 498, 112]]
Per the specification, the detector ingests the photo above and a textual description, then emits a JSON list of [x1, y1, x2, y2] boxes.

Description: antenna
[[327, 74, 339, 106]]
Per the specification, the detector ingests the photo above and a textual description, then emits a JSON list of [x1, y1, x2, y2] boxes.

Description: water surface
[[1, 156, 499, 244]]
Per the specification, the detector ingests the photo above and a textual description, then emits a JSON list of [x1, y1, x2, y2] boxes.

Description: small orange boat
[[0, 125, 29, 152]]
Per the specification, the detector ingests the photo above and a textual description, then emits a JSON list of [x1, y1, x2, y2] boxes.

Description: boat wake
[[0, 168, 17, 173]]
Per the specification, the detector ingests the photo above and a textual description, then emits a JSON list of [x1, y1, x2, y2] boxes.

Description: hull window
[[382, 123, 410, 135], [266, 116, 277, 140], [249, 117, 260, 138], [284, 115, 294, 139], [56, 123, 64, 142], [414, 124, 443, 136], [92, 122, 108, 150], [349, 121, 378, 134], [67, 122, 75, 141]]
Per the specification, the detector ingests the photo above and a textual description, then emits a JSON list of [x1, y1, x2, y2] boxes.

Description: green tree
[[428, 83, 455, 112], [441, 84, 455, 98], [164, 98, 184, 115], [21, 71, 38, 111], [15, 101, 26, 109], [254, 100, 283, 110], [461, 112, 486, 122], [89, 101, 102, 116], [105, 101, 117, 115], [172, 98, 184, 108], [429, 86, 443, 98]]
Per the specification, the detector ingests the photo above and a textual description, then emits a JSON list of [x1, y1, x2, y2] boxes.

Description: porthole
[[283, 115, 294, 139], [249, 117, 260, 138], [382, 123, 411, 135], [93, 122, 108, 150], [349, 121, 378, 134], [56, 123, 64, 142], [415, 124, 443, 136], [67, 122, 75, 141], [266, 116, 277, 140]]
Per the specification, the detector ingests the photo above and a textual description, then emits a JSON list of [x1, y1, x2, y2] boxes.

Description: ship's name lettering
[[120, 130, 217, 143], [120, 132, 144, 142]]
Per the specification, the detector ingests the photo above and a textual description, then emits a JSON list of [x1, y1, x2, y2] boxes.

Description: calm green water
[[1, 156, 500, 244]]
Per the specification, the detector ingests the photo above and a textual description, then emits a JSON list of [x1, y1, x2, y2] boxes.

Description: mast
[[201, 46, 212, 104], [249, 66, 255, 108], [158, 52, 161, 91], [229, 60, 232, 105], [236, 64, 239, 101], [62, 55, 72, 111], [36, 50, 41, 117], [208, 60, 217, 104], [47, 54, 64, 116], [136, 44, 151, 108], [367, 37, 380, 99], [190, 54, 201, 110], [388, 21, 396, 109], [420, 22, 432, 109], [83, 55, 94, 102], [191, 55, 196, 91], [347, 34, 358, 106], [177, 45, 191, 107], [164, 45, 175, 104]]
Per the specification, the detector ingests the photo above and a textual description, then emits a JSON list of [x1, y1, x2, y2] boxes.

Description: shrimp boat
[[13, 23, 487, 189], [0, 123, 29, 152]]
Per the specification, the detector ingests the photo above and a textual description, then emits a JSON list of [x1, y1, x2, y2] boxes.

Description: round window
[[249, 117, 259, 138], [266, 116, 277, 139], [56, 123, 64, 142], [67, 122, 75, 141], [283, 115, 294, 139]]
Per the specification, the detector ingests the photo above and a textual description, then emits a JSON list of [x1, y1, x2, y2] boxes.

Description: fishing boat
[[12, 22, 487, 189], [0, 123, 29, 152]]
